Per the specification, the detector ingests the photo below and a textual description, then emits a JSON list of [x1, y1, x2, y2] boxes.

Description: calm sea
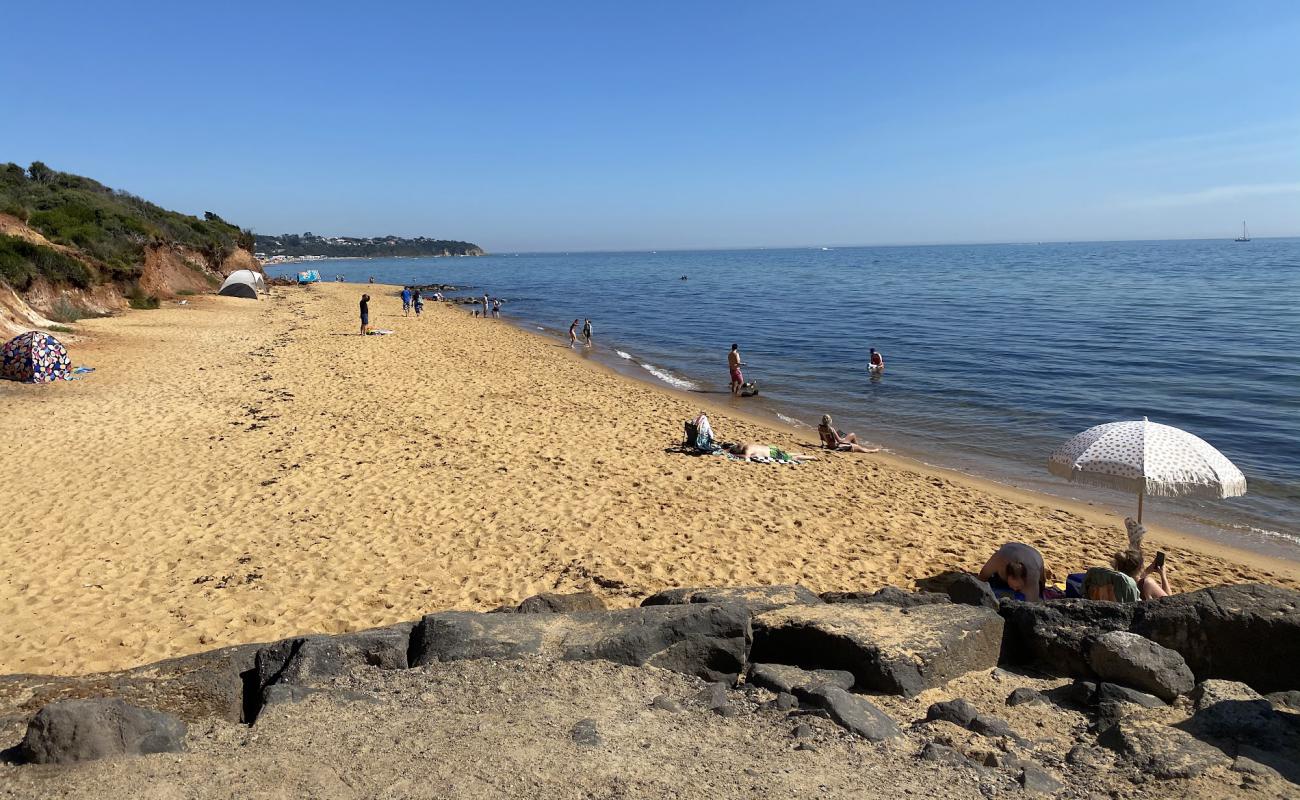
[[268, 240, 1300, 560]]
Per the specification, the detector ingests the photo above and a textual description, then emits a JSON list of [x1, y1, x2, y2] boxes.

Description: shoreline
[[3, 282, 1297, 678], [481, 303, 1300, 583]]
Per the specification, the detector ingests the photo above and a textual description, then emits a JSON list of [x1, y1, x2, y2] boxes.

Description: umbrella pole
[[1137, 489, 1144, 524]]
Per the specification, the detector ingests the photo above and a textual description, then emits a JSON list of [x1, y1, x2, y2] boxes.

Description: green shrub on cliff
[[0, 234, 93, 290], [0, 162, 255, 284]]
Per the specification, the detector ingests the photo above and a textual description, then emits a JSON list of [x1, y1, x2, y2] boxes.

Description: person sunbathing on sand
[[818, 415, 880, 453], [978, 542, 1045, 602], [727, 442, 815, 462]]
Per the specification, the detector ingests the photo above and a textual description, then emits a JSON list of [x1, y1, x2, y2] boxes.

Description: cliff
[[0, 162, 258, 335]]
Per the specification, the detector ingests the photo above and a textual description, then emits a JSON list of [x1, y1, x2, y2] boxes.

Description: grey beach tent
[[218, 269, 265, 299]]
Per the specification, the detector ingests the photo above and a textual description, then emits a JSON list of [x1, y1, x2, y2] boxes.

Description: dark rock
[[919, 741, 974, 767], [410, 604, 752, 683], [752, 602, 1003, 697], [1188, 697, 1294, 743], [558, 604, 751, 682], [516, 592, 605, 614], [1098, 719, 1229, 778], [570, 718, 601, 747], [1266, 689, 1300, 711], [20, 699, 186, 764], [0, 642, 261, 731], [697, 682, 730, 713], [1095, 682, 1166, 709], [924, 699, 1017, 740], [801, 685, 901, 741], [1129, 583, 1300, 692], [1192, 679, 1263, 711], [748, 663, 854, 694], [794, 741, 818, 751], [1065, 680, 1098, 707], [1065, 744, 1112, 769], [1006, 688, 1047, 707], [255, 624, 411, 693], [1231, 754, 1283, 780], [650, 694, 683, 713], [1018, 764, 1063, 795], [945, 575, 999, 609], [641, 585, 822, 614], [792, 722, 814, 739], [773, 692, 799, 711], [1086, 631, 1194, 702], [409, 612, 551, 664], [820, 587, 950, 608], [998, 599, 1135, 678]]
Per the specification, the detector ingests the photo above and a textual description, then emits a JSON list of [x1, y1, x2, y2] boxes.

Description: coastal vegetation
[[255, 231, 484, 259], [0, 161, 254, 288]]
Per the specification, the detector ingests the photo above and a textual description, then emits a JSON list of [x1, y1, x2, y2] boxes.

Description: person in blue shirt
[[401, 286, 413, 316]]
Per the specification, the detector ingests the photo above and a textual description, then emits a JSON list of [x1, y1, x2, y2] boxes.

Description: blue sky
[[5, 1, 1299, 251]]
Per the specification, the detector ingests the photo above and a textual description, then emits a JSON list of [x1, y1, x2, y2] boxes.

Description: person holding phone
[[1111, 548, 1171, 600]]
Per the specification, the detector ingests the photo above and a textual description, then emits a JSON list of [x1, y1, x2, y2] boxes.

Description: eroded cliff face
[[0, 213, 260, 337]]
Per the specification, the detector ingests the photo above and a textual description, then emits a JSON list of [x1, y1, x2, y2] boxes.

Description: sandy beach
[[2, 282, 1297, 677]]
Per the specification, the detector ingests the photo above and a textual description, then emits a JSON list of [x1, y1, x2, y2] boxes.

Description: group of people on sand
[[476, 293, 502, 319], [400, 287, 425, 318], [978, 518, 1172, 603], [569, 318, 593, 347]]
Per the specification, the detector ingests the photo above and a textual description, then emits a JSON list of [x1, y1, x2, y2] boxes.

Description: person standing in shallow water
[[482, 293, 490, 318], [569, 319, 580, 347], [582, 318, 592, 347], [728, 344, 745, 395], [493, 298, 501, 318], [359, 293, 370, 335]]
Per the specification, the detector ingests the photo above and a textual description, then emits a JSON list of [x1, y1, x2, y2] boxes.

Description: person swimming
[[868, 348, 885, 373]]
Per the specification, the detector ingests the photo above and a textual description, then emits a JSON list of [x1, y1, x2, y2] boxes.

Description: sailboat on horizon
[[1235, 221, 1250, 242]]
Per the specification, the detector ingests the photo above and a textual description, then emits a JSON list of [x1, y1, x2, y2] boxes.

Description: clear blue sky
[[5, 1, 1299, 251]]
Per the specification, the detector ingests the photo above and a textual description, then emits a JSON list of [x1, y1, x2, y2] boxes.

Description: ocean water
[[269, 239, 1300, 559]]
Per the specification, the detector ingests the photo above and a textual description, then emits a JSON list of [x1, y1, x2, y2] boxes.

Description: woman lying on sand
[[817, 415, 880, 453], [727, 442, 815, 463]]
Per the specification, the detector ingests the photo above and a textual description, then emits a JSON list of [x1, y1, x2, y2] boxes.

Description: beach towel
[[367, 329, 395, 336]]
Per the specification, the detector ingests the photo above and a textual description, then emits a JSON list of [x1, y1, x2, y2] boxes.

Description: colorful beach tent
[[297, 270, 321, 284], [1048, 417, 1246, 523], [218, 272, 259, 299], [1, 331, 73, 383]]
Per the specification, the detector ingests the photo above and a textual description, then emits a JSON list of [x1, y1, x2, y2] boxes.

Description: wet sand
[[2, 282, 1296, 676]]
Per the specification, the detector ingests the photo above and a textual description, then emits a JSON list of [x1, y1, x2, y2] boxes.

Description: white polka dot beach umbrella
[[1047, 417, 1247, 523]]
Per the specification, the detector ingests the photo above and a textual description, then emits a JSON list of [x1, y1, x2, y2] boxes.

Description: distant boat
[[1235, 221, 1250, 242]]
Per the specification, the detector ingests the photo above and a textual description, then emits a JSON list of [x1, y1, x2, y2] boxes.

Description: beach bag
[[684, 414, 716, 451]]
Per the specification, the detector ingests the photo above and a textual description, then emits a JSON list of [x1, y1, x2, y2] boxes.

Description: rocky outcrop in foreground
[[3, 582, 1299, 798]]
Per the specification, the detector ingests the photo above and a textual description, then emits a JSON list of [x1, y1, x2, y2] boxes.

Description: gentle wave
[[615, 350, 633, 360], [776, 413, 809, 428], [640, 363, 697, 390]]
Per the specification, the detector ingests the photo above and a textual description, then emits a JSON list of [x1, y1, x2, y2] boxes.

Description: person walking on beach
[[869, 348, 885, 373], [413, 289, 424, 318], [569, 319, 580, 347], [359, 293, 370, 335], [401, 286, 413, 317], [582, 318, 593, 347], [492, 298, 501, 318], [728, 344, 745, 395]]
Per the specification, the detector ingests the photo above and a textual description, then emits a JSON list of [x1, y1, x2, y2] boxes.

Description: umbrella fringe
[[1056, 469, 1247, 499]]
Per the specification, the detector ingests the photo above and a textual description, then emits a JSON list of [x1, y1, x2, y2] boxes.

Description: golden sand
[[2, 283, 1296, 676]]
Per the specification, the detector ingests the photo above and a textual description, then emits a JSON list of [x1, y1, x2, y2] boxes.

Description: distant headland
[[255, 231, 484, 263]]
